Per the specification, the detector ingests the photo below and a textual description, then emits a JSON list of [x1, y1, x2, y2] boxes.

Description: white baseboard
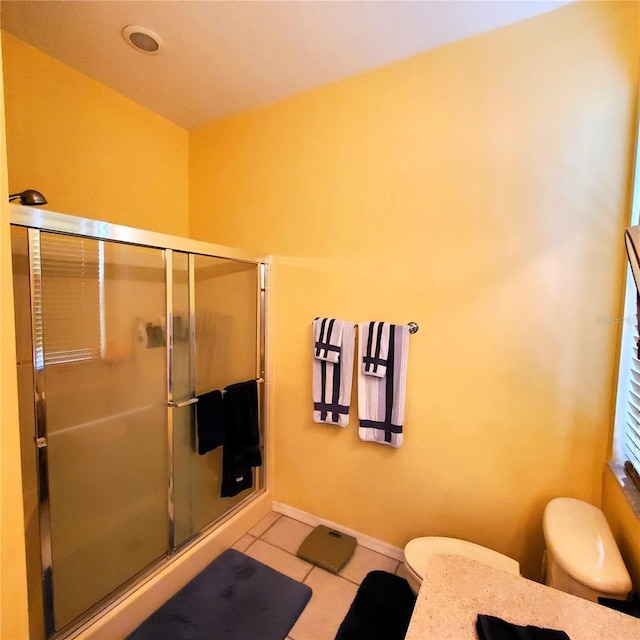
[[272, 501, 405, 562]]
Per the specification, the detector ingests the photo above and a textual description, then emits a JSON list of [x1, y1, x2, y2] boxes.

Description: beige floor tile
[[231, 534, 256, 552], [244, 539, 313, 582], [248, 511, 281, 537], [338, 544, 399, 585], [289, 567, 358, 640], [261, 515, 315, 554]]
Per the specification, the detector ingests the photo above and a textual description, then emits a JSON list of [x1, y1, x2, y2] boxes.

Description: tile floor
[[231, 511, 407, 640]]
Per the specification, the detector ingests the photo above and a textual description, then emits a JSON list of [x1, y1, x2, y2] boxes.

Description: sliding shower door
[[171, 254, 261, 545], [11, 210, 266, 640], [35, 233, 170, 631]]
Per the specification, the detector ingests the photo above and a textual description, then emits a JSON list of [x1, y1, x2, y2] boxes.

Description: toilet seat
[[543, 498, 631, 595], [404, 536, 520, 581]]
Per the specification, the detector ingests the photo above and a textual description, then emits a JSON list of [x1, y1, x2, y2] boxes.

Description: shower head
[[8, 189, 48, 206]]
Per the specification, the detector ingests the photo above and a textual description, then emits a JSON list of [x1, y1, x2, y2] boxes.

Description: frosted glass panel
[[41, 235, 169, 628], [194, 256, 258, 394], [172, 256, 258, 540], [13, 223, 264, 636], [193, 256, 258, 529]]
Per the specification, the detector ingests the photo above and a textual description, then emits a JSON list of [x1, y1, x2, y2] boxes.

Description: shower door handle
[[168, 397, 199, 409]]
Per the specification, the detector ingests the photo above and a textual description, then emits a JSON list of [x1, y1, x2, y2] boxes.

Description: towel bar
[[167, 378, 264, 409], [171, 378, 265, 406], [168, 397, 199, 408], [221, 378, 264, 396], [314, 318, 419, 334]]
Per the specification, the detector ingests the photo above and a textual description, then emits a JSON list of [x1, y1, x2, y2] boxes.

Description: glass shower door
[[35, 233, 169, 631], [171, 254, 261, 544], [13, 218, 266, 638]]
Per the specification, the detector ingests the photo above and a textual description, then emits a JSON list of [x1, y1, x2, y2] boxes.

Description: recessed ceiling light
[[122, 26, 163, 54]]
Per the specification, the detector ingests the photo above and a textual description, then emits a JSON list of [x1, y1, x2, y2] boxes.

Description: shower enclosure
[[10, 207, 267, 639]]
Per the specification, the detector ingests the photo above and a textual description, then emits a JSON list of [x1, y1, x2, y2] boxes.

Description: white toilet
[[403, 536, 520, 595], [543, 497, 632, 602]]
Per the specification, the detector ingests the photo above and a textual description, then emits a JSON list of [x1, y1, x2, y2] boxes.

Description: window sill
[[608, 461, 640, 520]]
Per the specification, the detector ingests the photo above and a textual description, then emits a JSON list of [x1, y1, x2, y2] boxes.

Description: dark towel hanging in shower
[[221, 379, 262, 497], [195, 389, 225, 455]]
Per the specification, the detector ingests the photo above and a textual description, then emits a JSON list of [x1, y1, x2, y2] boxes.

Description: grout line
[[337, 572, 365, 588], [284, 530, 400, 586], [230, 518, 404, 640], [301, 563, 315, 583], [329, 568, 361, 587], [238, 511, 403, 595], [301, 558, 400, 589], [233, 513, 407, 640], [252, 538, 314, 570], [256, 512, 282, 539], [244, 538, 258, 554]]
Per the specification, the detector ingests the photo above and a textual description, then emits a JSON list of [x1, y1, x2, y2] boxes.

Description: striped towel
[[361, 320, 390, 378], [312, 319, 355, 427], [358, 322, 410, 447], [313, 317, 345, 364]]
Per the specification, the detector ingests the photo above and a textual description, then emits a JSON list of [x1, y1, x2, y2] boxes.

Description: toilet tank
[[543, 498, 632, 601]]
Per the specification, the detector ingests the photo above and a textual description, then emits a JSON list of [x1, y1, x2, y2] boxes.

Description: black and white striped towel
[[313, 317, 345, 364], [312, 318, 355, 427], [361, 320, 390, 378], [358, 322, 410, 448]]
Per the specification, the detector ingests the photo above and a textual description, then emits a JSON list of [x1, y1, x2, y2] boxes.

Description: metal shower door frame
[[11, 205, 269, 639]]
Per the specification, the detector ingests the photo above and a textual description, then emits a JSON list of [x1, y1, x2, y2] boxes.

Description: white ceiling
[[1, 1, 571, 131]]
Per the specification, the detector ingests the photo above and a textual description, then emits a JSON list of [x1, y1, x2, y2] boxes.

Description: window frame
[[612, 109, 640, 511]]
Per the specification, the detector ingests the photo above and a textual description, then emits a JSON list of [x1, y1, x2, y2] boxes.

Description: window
[[614, 127, 640, 495], [40, 233, 104, 365], [614, 277, 640, 484]]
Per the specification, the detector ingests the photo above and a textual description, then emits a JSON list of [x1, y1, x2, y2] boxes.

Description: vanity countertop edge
[[404, 553, 640, 640]]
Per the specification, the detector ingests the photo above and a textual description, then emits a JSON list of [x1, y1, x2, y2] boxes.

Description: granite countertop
[[404, 553, 640, 639]]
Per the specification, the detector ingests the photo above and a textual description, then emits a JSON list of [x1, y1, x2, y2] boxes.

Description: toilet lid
[[404, 537, 519, 579], [543, 498, 632, 594]]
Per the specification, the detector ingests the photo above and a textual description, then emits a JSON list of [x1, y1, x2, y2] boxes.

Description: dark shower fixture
[[8, 189, 48, 206]]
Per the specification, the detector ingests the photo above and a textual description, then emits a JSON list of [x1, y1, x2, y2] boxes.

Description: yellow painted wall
[[190, 1, 640, 579], [0, 27, 30, 640], [1, 29, 189, 637], [1, 32, 189, 236], [1, 1, 639, 626]]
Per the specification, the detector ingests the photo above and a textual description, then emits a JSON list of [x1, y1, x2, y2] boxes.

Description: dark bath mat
[[334, 570, 416, 640], [127, 549, 312, 640]]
